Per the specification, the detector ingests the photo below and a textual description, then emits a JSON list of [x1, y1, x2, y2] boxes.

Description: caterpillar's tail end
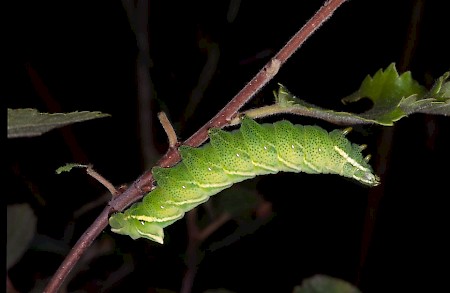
[[109, 213, 165, 244]]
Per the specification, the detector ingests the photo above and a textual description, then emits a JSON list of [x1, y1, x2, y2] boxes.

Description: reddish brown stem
[[42, 1, 347, 292], [184, 0, 346, 148]]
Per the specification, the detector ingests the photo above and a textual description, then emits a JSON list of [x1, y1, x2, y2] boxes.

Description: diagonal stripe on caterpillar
[[109, 116, 380, 243]]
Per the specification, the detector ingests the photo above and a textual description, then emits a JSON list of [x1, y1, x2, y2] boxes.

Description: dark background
[[7, 0, 449, 292]]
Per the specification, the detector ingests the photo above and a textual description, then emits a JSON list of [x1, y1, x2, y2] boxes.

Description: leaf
[[7, 203, 37, 270], [431, 72, 450, 100], [293, 275, 362, 293], [341, 63, 445, 125], [7, 108, 110, 138], [403, 71, 450, 116], [275, 63, 449, 126], [55, 163, 89, 174]]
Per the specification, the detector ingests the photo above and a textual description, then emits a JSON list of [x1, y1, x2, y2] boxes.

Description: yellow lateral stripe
[[195, 181, 233, 188], [137, 230, 164, 244], [252, 161, 279, 172], [304, 158, 321, 173], [131, 214, 182, 223], [276, 155, 302, 171], [334, 146, 370, 172], [222, 168, 256, 177], [164, 197, 211, 206]]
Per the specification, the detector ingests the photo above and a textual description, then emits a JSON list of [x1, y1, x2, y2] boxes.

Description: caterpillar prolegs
[[109, 116, 380, 243]]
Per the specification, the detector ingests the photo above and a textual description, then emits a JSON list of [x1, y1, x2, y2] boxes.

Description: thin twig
[[197, 212, 232, 242], [228, 104, 374, 126], [86, 166, 119, 196], [43, 1, 348, 292], [182, 211, 231, 293], [182, 40, 220, 124], [158, 112, 179, 148], [122, 0, 159, 169], [180, 210, 200, 293], [25, 63, 89, 164], [73, 193, 111, 219], [184, 0, 346, 148]]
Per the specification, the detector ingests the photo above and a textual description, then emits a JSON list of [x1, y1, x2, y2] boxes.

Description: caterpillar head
[[109, 211, 165, 244], [352, 166, 380, 186], [328, 129, 380, 187]]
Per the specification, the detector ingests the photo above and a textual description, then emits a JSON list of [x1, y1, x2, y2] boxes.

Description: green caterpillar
[[109, 116, 380, 244]]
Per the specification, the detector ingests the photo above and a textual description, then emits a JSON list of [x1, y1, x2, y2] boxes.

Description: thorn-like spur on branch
[[158, 111, 179, 148]]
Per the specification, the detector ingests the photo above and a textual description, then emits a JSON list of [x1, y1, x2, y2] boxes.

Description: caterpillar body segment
[[109, 116, 380, 243]]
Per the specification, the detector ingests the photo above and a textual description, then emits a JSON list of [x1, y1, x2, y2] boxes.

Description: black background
[[7, 0, 449, 292]]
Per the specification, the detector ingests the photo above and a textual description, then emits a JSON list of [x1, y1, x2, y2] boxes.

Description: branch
[[42, 1, 348, 292], [184, 0, 347, 147]]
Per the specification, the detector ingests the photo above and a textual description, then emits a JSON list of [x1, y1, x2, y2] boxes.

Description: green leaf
[[7, 108, 110, 138], [293, 275, 362, 293], [404, 71, 450, 115], [343, 63, 425, 105], [7, 203, 37, 270], [342, 62, 430, 125], [275, 63, 449, 126], [55, 163, 89, 174]]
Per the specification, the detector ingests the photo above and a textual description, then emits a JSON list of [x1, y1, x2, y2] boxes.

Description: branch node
[[264, 58, 281, 78]]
